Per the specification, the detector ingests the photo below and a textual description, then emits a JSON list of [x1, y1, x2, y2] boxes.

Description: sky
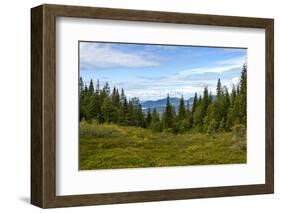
[[79, 41, 247, 101]]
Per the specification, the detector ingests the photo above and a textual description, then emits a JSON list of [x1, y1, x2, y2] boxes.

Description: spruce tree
[[150, 108, 162, 132], [146, 108, 152, 127], [163, 94, 174, 128], [89, 79, 94, 94], [231, 84, 237, 98], [202, 87, 210, 117], [240, 64, 247, 126], [178, 95, 186, 120], [79, 77, 84, 93], [127, 100, 134, 126], [193, 98, 203, 131], [136, 103, 145, 127], [119, 88, 128, 125], [186, 100, 190, 112], [103, 82, 110, 96], [101, 97, 114, 123], [216, 78, 222, 97], [192, 92, 198, 113], [95, 79, 100, 95]]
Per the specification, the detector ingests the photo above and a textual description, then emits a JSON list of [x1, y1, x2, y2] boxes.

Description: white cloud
[[178, 56, 246, 77], [80, 43, 160, 69], [217, 56, 247, 66]]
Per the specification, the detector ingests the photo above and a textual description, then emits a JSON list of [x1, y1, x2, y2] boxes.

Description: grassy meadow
[[79, 121, 246, 170]]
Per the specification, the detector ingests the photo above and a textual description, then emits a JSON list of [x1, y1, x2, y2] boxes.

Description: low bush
[[80, 121, 116, 138]]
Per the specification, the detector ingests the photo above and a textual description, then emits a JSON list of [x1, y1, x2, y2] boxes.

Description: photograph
[[78, 41, 247, 170]]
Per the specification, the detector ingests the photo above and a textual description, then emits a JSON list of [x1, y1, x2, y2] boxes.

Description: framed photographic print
[[31, 4, 274, 208]]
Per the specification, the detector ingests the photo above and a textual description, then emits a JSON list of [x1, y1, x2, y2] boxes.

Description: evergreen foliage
[[79, 64, 247, 134]]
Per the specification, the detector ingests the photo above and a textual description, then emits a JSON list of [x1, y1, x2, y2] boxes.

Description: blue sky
[[80, 41, 247, 101]]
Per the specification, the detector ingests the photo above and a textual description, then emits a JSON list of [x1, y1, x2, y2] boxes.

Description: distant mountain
[[141, 97, 193, 113], [141, 96, 216, 113]]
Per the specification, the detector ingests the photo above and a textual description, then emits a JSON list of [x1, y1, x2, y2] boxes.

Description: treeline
[[80, 64, 247, 134]]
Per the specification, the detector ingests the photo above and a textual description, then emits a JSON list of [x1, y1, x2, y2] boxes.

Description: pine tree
[[101, 97, 114, 123], [119, 88, 128, 125], [231, 84, 237, 100], [178, 95, 186, 120], [193, 96, 204, 131], [186, 100, 190, 112], [112, 88, 120, 107], [79, 77, 84, 93], [163, 94, 174, 128], [240, 64, 247, 96], [146, 108, 152, 127], [127, 100, 134, 126], [95, 79, 100, 95], [202, 87, 210, 117], [209, 91, 212, 103], [130, 97, 143, 127], [79, 77, 85, 120], [103, 82, 110, 96], [240, 64, 247, 126], [185, 100, 192, 130], [192, 92, 198, 113], [216, 78, 222, 97], [136, 103, 145, 127], [89, 79, 94, 94], [150, 108, 162, 132]]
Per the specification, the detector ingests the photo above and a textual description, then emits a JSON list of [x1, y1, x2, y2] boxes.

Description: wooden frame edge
[[31, 5, 44, 208], [31, 4, 274, 208]]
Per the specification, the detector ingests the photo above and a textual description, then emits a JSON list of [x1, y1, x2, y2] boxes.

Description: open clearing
[[79, 121, 246, 170]]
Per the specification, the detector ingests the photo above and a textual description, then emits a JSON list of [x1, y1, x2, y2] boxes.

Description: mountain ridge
[[141, 96, 216, 113]]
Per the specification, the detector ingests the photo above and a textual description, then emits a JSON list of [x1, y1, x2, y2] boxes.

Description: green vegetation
[[79, 64, 247, 169], [80, 121, 246, 170], [80, 65, 247, 134]]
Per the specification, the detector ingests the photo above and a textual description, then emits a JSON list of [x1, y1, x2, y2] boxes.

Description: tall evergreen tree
[[79, 77, 84, 93], [193, 94, 205, 131], [202, 87, 211, 116], [103, 82, 110, 96], [89, 79, 94, 94], [216, 78, 222, 97], [178, 95, 186, 120], [186, 100, 190, 112], [240, 64, 247, 126], [146, 108, 152, 127], [119, 88, 128, 125], [231, 84, 237, 102], [150, 108, 162, 132], [112, 88, 120, 107], [95, 79, 100, 95], [101, 97, 114, 123], [163, 94, 174, 128], [192, 92, 198, 113]]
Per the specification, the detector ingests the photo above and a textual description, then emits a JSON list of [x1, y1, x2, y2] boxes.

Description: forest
[[79, 64, 247, 135]]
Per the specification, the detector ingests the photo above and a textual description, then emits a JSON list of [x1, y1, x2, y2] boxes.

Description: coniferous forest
[[79, 64, 247, 170], [80, 64, 247, 135]]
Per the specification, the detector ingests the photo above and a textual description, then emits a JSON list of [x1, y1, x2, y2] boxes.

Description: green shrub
[[149, 121, 163, 132], [232, 124, 246, 143], [80, 121, 115, 138]]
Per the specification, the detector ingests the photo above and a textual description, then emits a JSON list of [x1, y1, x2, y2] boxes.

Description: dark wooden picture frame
[[31, 4, 274, 208]]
